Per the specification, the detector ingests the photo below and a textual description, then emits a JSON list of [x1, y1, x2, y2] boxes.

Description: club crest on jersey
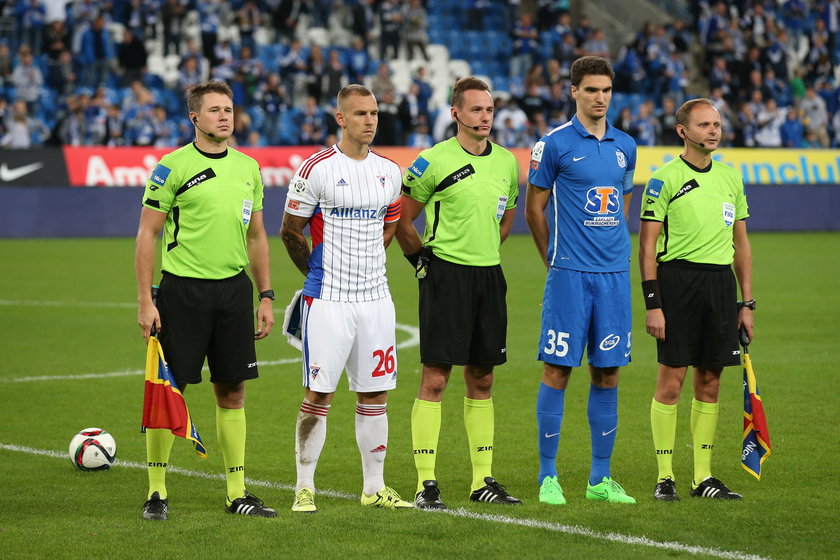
[[377, 175, 387, 188], [150, 163, 171, 187], [408, 156, 430, 178], [242, 199, 253, 225], [722, 202, 735, 227], [615, 151, 626, 168]]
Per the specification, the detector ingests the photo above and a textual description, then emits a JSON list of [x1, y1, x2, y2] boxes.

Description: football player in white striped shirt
[[281, 84, 411, 513]]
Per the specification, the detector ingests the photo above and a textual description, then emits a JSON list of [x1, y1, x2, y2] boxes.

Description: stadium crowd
[[1, 0, 840, 151]]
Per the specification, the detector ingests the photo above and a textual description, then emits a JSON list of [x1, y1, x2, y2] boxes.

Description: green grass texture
[[1, 232, 838, 560]]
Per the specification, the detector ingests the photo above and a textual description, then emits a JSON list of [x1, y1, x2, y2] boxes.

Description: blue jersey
[[528, 115, 637, 272]]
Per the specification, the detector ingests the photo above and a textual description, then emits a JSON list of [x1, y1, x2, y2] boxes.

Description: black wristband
[[641, 279, 662, 310], [259, 289, 275, 301], [405, 250, 422, 268]]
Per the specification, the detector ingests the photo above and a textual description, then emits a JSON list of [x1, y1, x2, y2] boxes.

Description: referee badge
[[242, 199, 253, 225], [615, 151, 626, 168], [722, 202, 735, 227]]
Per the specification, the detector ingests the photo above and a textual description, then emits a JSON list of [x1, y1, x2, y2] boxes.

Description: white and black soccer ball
[[68, 428, 117, 471]]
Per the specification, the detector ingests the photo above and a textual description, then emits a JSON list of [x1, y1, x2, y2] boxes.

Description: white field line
[[0, 442, 771, 560], [8, 323, 419, 383]]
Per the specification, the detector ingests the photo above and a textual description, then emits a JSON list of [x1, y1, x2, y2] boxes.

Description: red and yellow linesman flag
[[741, 346, 771, 479], [141, 334, 207, 458]]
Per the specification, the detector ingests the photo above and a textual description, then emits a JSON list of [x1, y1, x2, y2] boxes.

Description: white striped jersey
[[285, 145, 402, 302]]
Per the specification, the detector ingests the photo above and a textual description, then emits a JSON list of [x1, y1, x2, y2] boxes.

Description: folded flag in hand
[[741, 344, 770, 479], [142, 334, 207, 458]]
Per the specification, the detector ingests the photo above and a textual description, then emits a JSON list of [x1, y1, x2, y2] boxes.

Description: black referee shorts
[[657, 260, 741, 368], [157, 270, 259, 387], [418, 255, 508, 367]]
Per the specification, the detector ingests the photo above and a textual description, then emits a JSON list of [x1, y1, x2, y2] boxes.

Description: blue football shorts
[[537, 268, 632, 368]]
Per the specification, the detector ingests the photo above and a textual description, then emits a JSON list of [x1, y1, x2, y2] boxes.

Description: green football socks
[[412, 399, 441, 493], [650, 399, 677, 482], [690, 398, 719, 486], [146, 428, 175, 499], [217, 406, 247, 502], [464, 397, 494, 492]]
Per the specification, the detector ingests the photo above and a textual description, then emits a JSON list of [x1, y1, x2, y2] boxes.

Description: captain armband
[[641, 279, 663, 310]]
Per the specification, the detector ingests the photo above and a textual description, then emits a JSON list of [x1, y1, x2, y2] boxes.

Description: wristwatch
[[259, 289, 276, 301], [738, 299, 756, 310]]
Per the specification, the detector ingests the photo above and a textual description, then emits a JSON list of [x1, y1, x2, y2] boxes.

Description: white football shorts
[[301, 296, 398, 393]]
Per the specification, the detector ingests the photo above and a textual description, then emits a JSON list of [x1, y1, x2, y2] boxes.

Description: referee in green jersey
[[135, 81, 277, 520], [639, 98, 754, 502], [396, 77, 522, 508]]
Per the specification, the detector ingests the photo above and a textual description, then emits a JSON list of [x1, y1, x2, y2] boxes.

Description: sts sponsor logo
[[646, 178, 663, 199], [584, 186, 620, 215]]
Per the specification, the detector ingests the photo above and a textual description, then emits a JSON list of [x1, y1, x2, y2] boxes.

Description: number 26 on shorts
[[372, 346, 396, 377], [543, 330, 570, 357]]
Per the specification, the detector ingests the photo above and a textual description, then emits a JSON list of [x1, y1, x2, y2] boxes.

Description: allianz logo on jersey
[[328, 205, 389, 220]]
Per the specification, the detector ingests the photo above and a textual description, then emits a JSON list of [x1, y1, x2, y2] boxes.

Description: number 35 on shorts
[[542, 330, 570, 357], [371, 346, 396, 377]]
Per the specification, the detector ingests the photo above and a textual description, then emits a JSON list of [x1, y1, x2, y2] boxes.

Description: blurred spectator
[[663, 51, 687, 106], [519, 82, 548, 122], [497, 115, 526, 148], [404, 0, 429, 62], [46, 48, 77, 95], [279, 39, 307, 103], [304, 44, 327, 103], [733, 101, 757, 148], [657, 97, 681, 146], [783, 0, 808, 46], [161, 0, 187, 56], [370, 62, 395, 99], [406, 114, 433, 148], [295, 95, 327, 145], [11, 46, 44, 112], [801, 85, 831, 147], [0, 42, 14, 87], [79, 15, 116, 87], [632, 100, 659, 146], [582, 28, 610, 60], [398, 81, 429, 134], [780, 106, 805, 148], [755, 98, 786, 147], [198, 0, 225, 66], [272, 0, 302, 45], [104, 103, 124, 146], [19, 0, 47, 55], [412, 66, 433, 116], [117, 29, 148, 87], [375, 89, 400, 145], [125, 0, 160, 41], [237, 0, 261, 52], [379, 0, 402, 60], [614, 106, 635, 137], [347, 35, 369, 84], [178, 55, 203, 92], [350, 0, 374, 47], [1, 99, 49, 148], [466, 0, 491, 31], [256, 72, 286, 143], [510, 12, 538, 78], [43, 20, 70, 61], [324, 48, 348, 102], [245, 129, 266, 147]]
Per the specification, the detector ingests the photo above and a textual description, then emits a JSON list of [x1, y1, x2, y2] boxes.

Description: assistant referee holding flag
[[640, 98, 754, 502], [136, 80, 277, 520]]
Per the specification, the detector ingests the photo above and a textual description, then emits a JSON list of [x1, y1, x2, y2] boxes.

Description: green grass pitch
[[1, 232, 838, 560]]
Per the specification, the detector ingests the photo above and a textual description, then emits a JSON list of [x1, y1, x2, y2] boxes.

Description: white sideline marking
[[1, 442, 771, 560], [8, 324, 419, 383]]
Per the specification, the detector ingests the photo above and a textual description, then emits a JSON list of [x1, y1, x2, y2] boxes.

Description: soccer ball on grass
[[68, 428, 117, 471]]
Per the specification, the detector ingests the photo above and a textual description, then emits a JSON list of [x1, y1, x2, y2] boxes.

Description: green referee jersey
[[641, 156, 749, 265], [141, 143, 265, 279], [403, 137, 519, 266]]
